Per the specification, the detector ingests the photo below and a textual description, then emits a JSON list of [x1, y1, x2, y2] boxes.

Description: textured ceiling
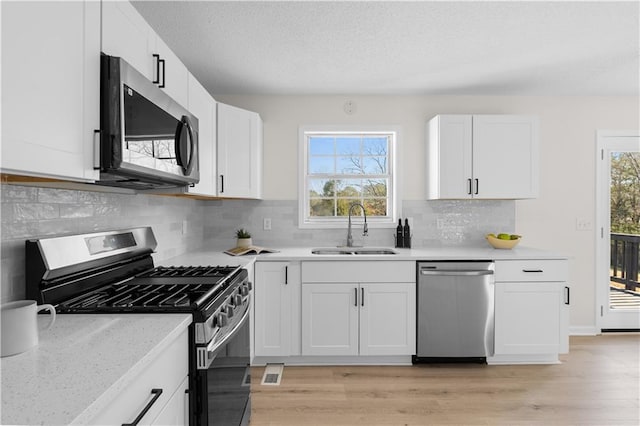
[[132, 0, 640, 96]]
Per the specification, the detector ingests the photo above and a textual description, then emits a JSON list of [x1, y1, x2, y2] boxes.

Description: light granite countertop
[[0, 313, 191, 425], [159, 244, 568, 265]]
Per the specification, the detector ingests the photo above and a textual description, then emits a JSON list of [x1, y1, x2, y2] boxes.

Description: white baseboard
[[570, 325, 599, 336]]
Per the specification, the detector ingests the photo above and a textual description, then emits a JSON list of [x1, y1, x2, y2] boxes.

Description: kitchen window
[[299, 125, 400, 228]]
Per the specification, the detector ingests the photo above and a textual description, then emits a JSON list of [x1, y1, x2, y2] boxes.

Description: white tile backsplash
[[1, 183, 514, 303]]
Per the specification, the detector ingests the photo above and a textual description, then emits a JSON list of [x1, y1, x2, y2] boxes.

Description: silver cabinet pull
[[420, 270, 493, 276]]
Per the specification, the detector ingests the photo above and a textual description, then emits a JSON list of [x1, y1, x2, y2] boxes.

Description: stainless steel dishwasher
[[414, 261, 495, 363]]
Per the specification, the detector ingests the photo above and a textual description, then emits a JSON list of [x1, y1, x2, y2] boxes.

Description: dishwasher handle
[[420, 269, 494, 276]]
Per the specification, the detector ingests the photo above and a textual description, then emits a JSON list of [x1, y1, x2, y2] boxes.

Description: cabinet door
[[151, 376, 189, 426], [217, 103, 262, 199], [301, 283, 358, 356], [426, 115, 473, 199], [186, 76, 217, 196], [472, 115, 539, 199], [494, 282, 561, 355], [152, 35, 189, 108], [101, 0, 154, 80], [254, 262, 291, 356], [1, 1, 99, 181], [360, 283, 416, 356]]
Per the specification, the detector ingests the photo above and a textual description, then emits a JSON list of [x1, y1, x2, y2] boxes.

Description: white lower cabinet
[[254, 262, 301, 357], [87, 328, 189, 425], [492, 259, 570, 361], [301, 261, 416, 357], [301, 282, 416, 356]]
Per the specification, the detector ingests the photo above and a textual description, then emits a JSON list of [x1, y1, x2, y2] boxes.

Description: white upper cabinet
[[101, 0, 189, 107], [1, 1, 100, 181], [186, 76, 217, 197], [217, 103, 263, 199], [426, 114, 539, 199]]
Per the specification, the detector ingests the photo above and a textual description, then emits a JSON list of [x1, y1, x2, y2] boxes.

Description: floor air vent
[[260, 363, 284, 386]]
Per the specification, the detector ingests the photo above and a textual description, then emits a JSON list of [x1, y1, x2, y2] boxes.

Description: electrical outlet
[[263, 218, 272, 230], [182, 220, 188, 235], [576, 217, 593, 231], [436, 218, 445, 229]]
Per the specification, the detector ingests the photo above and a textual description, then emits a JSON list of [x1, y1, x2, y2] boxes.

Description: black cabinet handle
[[565, 286, 570, 305], [467, 178, 472, 195], [354, 288, 358, 307], [522, 269, 544, 273], [122, 388, 163, 426], [284, 266, 288, 285], [220, 175, 224, 193], [474, 178, 479, 195], [159, 58, 165, 88], [152, 54, 161, 84], [361, 287, 364, 307]]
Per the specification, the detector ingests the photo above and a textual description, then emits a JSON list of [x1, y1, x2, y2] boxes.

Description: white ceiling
[[132, 0, 640, 96]]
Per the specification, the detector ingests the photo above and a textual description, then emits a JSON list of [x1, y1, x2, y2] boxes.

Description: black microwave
[[98, 54, 199, 190]]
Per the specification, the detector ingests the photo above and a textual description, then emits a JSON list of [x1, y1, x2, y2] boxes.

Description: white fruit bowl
[[486, 234, 521, 249]]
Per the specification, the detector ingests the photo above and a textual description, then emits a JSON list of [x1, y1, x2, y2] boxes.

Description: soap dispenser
[[403, 218, 411, 248], [396, 219, 404, 248]]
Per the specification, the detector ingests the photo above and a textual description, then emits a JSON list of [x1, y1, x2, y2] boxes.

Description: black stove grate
[[55, 265, 242, 313]]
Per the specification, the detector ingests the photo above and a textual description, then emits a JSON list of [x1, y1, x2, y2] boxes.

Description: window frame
[[298, 125, 401, 229]]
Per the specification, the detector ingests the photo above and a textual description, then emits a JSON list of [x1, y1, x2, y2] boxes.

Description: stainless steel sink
[[311, 247, 397, 255]]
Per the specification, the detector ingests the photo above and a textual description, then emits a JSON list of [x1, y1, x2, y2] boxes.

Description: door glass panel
[[609, 151, 640, 311]]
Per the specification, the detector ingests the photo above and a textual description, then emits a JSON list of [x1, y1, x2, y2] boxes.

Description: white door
[[217, 103, 261, 198], [301, 283, 358, 356], [472, 115, 539, 199], [254, 262, 291, 356], [596, 131, 640, 330], [359, 283, 416, 356]]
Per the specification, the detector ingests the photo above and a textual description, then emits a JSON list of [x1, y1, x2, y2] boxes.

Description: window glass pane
[[364, 199, 387, 216], [309, 156, 335, 174], [363, 179, 387, 196], [309, 137, 334, 155], [336, 137, 360, 156], [310, 198, 335, 216], [309, 179, 338, 197], [339, 180, 362, 197], [336, 156, 363, 175], [336, 199, 361, 216], [363, 137, 388, 155], [362, 157, 387, 174]]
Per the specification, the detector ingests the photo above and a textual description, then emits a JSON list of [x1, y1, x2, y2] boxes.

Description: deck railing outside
[[611, 233, 640, 293]]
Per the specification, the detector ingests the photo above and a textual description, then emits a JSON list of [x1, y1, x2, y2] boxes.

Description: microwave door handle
[[175, 116, 195, 175]]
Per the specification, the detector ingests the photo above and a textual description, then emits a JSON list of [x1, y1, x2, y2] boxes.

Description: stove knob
[[235, 295, 243, 306], [240, 286, 249, 297], [225, 305, 235, 318], [216, 312, 227, 327]]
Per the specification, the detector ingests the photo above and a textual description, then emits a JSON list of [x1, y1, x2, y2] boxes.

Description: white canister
[[1, 300, 56, 357]]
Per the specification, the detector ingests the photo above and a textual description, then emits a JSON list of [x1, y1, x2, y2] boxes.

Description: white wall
[[216, 94, 639, 331]]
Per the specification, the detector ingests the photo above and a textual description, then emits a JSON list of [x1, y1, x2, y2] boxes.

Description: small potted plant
[[235, 228, 252, 248]]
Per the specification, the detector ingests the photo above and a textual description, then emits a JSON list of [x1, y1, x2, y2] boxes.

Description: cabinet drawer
[[495, 260, 568, 282], [88, 328, 188, 425], [302, 261, 414, 283]]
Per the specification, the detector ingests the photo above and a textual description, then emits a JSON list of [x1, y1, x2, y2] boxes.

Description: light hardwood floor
[[250, 334, 640, 425]]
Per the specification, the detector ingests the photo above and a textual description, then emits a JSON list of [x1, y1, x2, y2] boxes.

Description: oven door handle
[[205, 295, 251, 358]]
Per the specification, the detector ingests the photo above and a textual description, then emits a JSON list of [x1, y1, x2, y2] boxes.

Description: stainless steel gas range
[[25, 227, 251, 426]]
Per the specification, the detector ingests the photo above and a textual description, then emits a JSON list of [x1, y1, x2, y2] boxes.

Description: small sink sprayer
[[346, 203, 368, 247]]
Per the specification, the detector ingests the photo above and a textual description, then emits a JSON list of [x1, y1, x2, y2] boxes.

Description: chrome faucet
[[346, 203, 368, 247]]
